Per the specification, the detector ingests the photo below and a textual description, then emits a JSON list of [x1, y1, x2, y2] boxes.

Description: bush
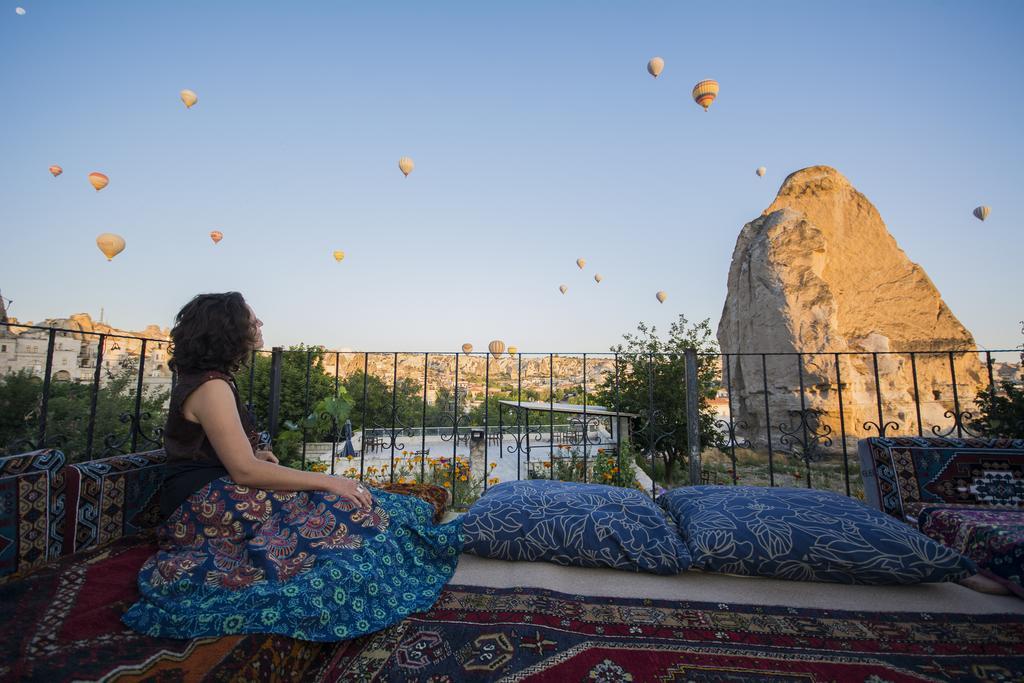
[[971, 381, 1024, 438]]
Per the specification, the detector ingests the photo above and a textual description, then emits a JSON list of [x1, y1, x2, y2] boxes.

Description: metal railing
[[1, 321, 1021, 505]]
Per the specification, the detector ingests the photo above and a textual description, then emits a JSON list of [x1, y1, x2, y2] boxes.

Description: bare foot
[[960, 574, 1012, 595]]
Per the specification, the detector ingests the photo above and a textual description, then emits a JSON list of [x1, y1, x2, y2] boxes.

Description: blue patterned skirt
[[122, 477, 463, 641]]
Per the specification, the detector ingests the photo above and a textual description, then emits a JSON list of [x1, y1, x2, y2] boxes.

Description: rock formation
[[717, 166, 985, 449]]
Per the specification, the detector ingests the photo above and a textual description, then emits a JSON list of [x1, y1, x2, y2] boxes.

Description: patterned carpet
[[310, 584, 1024, 682]]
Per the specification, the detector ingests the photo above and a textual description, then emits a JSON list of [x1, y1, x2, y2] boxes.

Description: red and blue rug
[[311, 584, 1024, 682]]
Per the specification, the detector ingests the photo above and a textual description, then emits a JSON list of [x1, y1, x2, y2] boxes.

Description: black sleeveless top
[[160, 370, 259, 518]]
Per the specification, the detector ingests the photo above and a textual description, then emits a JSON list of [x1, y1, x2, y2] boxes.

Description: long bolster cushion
[[462, 480, 691, 575], [659, 485, 977, 584]]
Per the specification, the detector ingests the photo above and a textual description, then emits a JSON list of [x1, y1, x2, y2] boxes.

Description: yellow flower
[[398, 477, 407, 484], [459, 475, 468, 482], [403, 451, 408, 455], [489, 462, 497, 469], [443, 482, 451, 488]]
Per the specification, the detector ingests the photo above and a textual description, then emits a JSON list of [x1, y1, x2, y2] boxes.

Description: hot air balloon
[[576, 258, 586, 269], [180, 89, 198, 108], [209, 230, 223, 244], [973, 206, 990, 222], [508, 346, 518, 356], [88, 172, 109, 191], [462, 343, 473, 354], [559, 285, 568, 295], [647, 57, 664, 78], [594, 273, 603, 283], [398, 156, 414, 177], [488, 340, 505, 359], [96, 233, 126, 261], [656, 291, 667, 303], [49, 165, 62, 177], [333, 250, 345, 262], [15, 7, 25, 15], [692, 80, 719, 111], [756, 166, 766, 177]]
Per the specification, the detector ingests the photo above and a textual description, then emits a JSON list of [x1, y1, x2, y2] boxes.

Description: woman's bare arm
[[183, 379, 372, 508]]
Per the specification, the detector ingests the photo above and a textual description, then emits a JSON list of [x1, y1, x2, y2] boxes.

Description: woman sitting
[[123, 292, 462, 641]]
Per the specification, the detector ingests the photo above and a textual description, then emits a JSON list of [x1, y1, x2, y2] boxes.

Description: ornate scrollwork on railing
[[931, 409, 985, 439], [567, 415, 605, 447], [637, 407, 677, 455], [862, 417, 900, 438], [101, 411, 164, 457], [714, 417, 751, 452], [502, 404, 543, 457], [778, 409, 833, 469], [5, 433, 66, 454]]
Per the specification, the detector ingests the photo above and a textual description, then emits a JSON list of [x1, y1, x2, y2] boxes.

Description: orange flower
[[459, 475, 468, 482], [543, 462, 552, 468], [443, 482, 451, 488], [489, 462, 497, 469]]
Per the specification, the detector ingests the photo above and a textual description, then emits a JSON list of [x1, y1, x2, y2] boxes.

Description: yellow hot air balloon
[[88, 172, 109, 191], [333, 250, 345, 262], [559, 285, 568, 295], [209, 230, 223, 244], [756, 166, 766, 177], [398, 156, 415, 177], [461, 343, 473, 354], [647, 57, 664, 78], [180, 89, 198, 108], [508, 345, 518, 356], [488, 340, 505, 359], [49, 165, 62, 177], [576, 258, 586, 269], [692, 80, 719, 111], [656, 290, 667, 303], [594, 273, 603, 283], [96, 233, 126, 261], [973, 206, 990, 222]]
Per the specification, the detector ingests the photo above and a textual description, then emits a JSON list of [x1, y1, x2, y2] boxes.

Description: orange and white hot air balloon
[[647, 57, 664, 78], [488, 340, 505, 359], [656, 290, 667, 303], [209, 230, 223, 244], [462, 343, 473, 354], [756, 166, 766, 177], [180, 89, 198, 108], [692, 80, 719, 111], [398, 156, 415, 177], [49, 165, 63, 177], [96, 233, 126, 261], [594, 273, 603, 283], [559, 284, 568, 295], [576, 258, 586, 270], [88, 172, 109, 191]]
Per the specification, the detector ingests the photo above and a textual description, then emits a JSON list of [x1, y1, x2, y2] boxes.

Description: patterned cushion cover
[[461, 480, 691, 574], [918, 506, 1024, 595], [859, 436, 1024, 523], [0, 449, 66, 583], [66, 450, 167, 554], [659, 485, 976, 584]]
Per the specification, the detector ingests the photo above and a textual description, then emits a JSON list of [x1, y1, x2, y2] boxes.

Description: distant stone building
[[0, 313, 172, 395]]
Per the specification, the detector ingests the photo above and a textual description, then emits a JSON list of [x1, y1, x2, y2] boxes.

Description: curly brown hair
[[169, 292, 259, 373]]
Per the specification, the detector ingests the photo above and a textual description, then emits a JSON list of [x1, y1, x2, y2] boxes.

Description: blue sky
[[2, 1, 1021, 353]]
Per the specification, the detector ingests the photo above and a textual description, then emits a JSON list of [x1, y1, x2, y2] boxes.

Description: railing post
[[684, 348, 702, 485], [36, 328, 57, 447], [267, 346, 283, 440]]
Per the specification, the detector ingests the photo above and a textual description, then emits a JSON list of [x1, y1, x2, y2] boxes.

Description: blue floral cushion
[[462, 480, 691, 574], [658, 486, 976, 584]]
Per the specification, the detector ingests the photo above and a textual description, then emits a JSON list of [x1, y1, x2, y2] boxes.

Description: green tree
[[594, 315, 723, 486], [233, 345, 337, 440], [970, 381, 1024, 438], [342, 372, 423, 432], [0, 363, 169, 462]]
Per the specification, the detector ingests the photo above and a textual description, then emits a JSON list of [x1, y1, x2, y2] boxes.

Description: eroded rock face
[[717, 166, 984, 447]]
